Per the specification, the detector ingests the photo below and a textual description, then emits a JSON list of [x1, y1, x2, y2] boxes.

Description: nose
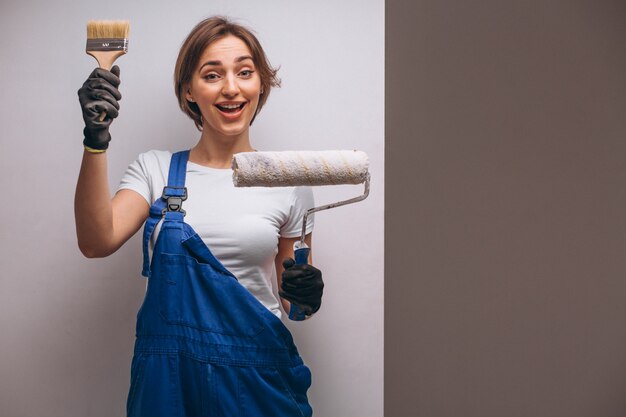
[[221, 73, 240, 97]]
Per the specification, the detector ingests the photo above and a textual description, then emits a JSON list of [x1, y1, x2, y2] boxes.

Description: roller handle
[[288, 245, 310, 321], [295, 246, 310, 265]]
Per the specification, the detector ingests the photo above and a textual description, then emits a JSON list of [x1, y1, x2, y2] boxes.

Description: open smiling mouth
[[215, 102, 246, 114]]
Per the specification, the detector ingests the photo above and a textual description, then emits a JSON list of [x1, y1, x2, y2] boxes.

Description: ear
[[184, 85, 194, 102]]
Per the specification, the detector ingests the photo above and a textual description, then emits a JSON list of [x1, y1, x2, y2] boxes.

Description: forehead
[[200, 35, 253, 62]]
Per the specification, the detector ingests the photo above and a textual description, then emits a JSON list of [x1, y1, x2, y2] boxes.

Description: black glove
[[279, 258, 324, 316], [77, 66, 122, 151]]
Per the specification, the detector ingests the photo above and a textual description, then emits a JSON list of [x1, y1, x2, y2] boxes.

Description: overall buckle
[[161, 186, 187, 216]]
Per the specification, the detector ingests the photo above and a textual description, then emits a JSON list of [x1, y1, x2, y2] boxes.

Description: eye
[[239, 69, 255, 77], [202, 73, 220, 81]]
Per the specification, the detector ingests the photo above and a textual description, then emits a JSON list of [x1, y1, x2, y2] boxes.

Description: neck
[[190, 127, 255, 169]]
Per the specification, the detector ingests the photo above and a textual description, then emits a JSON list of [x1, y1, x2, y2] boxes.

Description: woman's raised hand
[[77, 65, 122, 151]]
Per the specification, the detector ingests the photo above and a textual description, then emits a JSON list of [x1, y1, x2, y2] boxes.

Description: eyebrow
[[199, 55, 254, 70]]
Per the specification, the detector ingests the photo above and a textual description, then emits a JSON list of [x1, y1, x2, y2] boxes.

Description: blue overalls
[[127, 150, 313, 417]]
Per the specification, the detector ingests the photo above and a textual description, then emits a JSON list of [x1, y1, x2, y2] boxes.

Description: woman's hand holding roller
[[77, 65, 122, 151], [279, 258, 324, 316]]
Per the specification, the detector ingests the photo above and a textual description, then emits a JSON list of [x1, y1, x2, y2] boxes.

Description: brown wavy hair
[[174, 16, 281, 130]]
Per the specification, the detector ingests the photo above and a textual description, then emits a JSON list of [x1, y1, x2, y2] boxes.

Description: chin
[[210, 125, 248, 137]]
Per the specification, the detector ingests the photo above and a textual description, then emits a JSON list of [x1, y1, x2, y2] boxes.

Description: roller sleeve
[[232, 150, 369, 187]]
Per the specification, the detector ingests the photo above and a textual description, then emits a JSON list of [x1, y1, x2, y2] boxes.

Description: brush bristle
[[87, 20, 130, 39]]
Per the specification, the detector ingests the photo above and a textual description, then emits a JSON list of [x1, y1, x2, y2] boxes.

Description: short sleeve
[[280, 186, 315, 238], [117, 153, 153, 206]]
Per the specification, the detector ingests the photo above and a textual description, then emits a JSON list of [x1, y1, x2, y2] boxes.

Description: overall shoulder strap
[[141, 150, 190, 277], [165, 149, 190, 188]]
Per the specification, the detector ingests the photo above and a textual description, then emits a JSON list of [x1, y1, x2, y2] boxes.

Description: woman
[[75, 16, 322, 416]]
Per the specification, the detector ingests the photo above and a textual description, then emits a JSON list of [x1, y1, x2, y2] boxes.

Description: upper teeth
[[220, 104, 241, 109]]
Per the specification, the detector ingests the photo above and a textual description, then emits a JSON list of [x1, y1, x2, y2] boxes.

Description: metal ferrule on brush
[[85, 38, 128, 52]]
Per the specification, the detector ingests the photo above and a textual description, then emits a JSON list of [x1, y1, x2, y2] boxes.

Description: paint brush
[[85, 20, 130, 120]]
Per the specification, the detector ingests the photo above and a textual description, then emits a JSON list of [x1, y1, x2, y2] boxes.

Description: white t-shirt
[[117, 150, 315, 318]]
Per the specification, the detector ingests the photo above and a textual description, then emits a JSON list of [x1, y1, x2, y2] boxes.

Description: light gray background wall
[[0, 1, 383, 416]]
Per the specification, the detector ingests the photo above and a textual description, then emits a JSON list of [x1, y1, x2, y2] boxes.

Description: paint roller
[[232, 150, 370, 320]]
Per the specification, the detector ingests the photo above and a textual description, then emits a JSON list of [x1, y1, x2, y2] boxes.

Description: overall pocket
[[240, 365, 312, 417], [158, 253, 266, 337], [126, 353, 180, 417], [210, 363, 312, 417], [126, 353, 147, 415]]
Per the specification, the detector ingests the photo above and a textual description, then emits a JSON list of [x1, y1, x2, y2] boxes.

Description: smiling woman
[[74, 15, 318, 417], [174, 17, 281, 131], [183, 36, 262, 140]]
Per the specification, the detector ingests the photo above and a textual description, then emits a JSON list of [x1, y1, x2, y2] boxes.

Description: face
[[185, 35, 262, 138]]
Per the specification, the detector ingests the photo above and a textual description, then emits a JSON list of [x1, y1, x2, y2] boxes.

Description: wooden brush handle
[[86, 50, 126, 121]]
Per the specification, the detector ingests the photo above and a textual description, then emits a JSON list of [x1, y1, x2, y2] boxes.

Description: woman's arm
[[75, 66, 149, 258], [74, 151, 149, 258], [275, 233, 313, 314]]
